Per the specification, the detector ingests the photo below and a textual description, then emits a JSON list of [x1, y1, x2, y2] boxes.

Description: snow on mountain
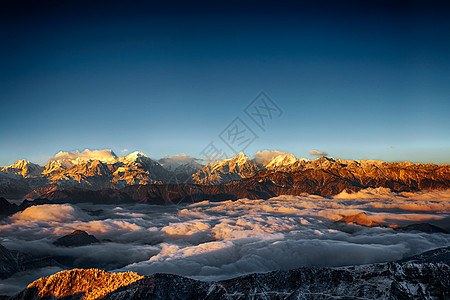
[[43, 159, 75, 175], [112, 151, 168, 187], [3, 150, 170, 198], [192, 152, 259, 185], [252, 150, 311, 172], [42, 149, 119, 175], [1, 160, 44, 178], [262, 153, 298, 171], [253, 150, 292, 165], [117, 151, 148, 164]]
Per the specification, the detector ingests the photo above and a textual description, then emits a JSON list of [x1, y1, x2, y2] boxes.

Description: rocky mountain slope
[[12, 269, 144, 300], [1, 160, 44, 178], [1, 151, 449, 200], [9, 246, 450, 300], [0, 244, 60, 280]]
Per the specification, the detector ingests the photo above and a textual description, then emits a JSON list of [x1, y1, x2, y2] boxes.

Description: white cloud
[[309, 150, 328, 156], [162, 221, 211, 238], [51, 149, 118, 164], [9, 204, 90, 223], [253, 150, 294, 164]]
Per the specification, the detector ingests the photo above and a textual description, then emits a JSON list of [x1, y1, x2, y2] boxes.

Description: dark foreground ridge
[[8, 246, 450, 300]]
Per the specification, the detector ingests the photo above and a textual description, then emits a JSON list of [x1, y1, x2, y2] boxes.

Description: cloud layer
[[1, 188, 449, 295]]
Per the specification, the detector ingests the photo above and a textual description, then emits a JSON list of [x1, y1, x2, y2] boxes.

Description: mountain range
[[1, 150, 449, 200]]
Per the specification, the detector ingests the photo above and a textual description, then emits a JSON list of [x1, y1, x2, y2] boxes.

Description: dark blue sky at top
[[1, 0, 449, 165]]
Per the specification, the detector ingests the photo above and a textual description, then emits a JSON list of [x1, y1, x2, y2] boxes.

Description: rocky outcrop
[[12, 269, 143, 300], [53, 230, 100, 247]]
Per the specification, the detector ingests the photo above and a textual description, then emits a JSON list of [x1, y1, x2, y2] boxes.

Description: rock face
[[338, 212, 380, 227], [53, 230, 100, 247], [10, 247, 450, 300]]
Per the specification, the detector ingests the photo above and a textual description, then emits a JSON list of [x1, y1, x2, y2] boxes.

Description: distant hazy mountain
[[158, 154, 202, 184], [0, 150, 449, 199], [9, 246, 450, 300]]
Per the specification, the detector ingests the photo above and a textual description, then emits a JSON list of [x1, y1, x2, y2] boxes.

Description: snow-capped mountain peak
[[126, 151, 147, 158], [121, 151, 148, 162], [1, 159, 44, 178], [264, 153, 297, 168], [8, 159, 31, 168], [193, 152, 259, 185]]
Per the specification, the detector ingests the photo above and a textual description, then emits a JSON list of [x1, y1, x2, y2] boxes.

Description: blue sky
[[1, 1, 449, 165]]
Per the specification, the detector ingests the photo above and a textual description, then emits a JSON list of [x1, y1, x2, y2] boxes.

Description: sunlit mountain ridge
[[1, 149, 449, 200]]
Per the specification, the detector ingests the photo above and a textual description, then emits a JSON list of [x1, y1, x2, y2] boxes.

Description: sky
[[1, 0, 449, 166]]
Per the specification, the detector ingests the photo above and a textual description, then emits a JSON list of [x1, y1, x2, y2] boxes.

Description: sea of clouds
[[1, 187, 450, 295]]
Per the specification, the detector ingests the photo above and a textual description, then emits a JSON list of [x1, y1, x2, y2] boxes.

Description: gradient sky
[[1, 0, 449, 166]]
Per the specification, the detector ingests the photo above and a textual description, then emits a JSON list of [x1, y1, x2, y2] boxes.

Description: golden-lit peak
[[27, 268, 144, 300]]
